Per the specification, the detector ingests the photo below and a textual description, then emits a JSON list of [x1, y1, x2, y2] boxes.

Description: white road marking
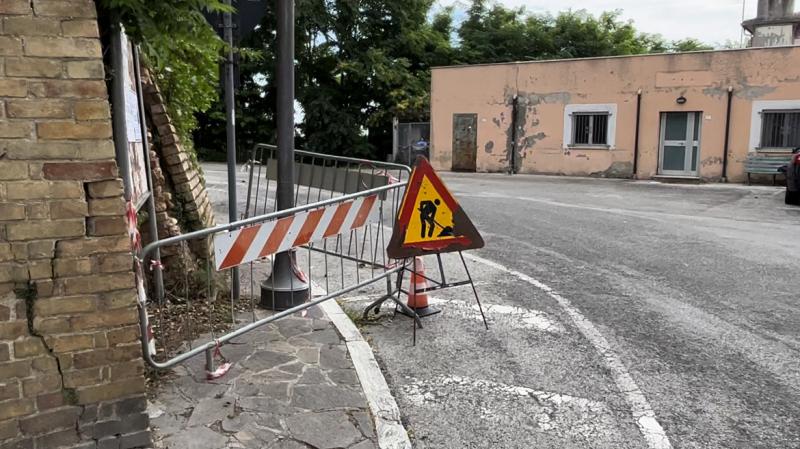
[[463, 253, 674, 449], [425, 297, 565, 333], [337, 295, 564, 333], [401, 375, 619, 439]]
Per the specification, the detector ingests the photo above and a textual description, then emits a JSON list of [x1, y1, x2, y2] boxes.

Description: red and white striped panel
[[213, 194, 379, 271]]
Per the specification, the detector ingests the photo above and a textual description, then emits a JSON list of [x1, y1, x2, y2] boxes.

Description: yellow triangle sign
[[387, 157, 484, 259]]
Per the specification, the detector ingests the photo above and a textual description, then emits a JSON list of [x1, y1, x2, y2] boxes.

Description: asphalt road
[[203, 163, 800, 448], [424, 174, 800, 448]]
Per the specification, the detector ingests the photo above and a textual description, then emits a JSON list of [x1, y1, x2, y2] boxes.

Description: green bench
[[744, 154, 792, 185]]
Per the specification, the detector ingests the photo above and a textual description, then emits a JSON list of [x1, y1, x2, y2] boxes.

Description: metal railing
[[245, 143, 410, 216], [137, 146, 412, 371]]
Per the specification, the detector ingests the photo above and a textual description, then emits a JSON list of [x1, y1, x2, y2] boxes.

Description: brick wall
[[139, 69, 215, 270], [0, 1, 150, 448]]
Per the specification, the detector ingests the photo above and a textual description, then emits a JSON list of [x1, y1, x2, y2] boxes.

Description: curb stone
[[320, 300, 413, 449]]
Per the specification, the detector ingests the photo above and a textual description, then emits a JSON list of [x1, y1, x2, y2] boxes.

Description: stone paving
[[147, 306, 378, 449]]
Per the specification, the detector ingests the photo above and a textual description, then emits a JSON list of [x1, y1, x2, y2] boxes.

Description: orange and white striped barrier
[[214, 194, 379, 271]]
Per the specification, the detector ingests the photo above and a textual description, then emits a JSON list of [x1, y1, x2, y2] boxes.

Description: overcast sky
[[439, 0, 764, 46]]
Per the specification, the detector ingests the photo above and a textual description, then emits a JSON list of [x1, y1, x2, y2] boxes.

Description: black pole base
[[259, 284, 309, 311], [399, 305, 441, 318], [259, 252, 309, 311]]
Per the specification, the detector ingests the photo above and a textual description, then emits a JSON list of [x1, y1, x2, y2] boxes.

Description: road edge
[[319, 300, 412, 449]]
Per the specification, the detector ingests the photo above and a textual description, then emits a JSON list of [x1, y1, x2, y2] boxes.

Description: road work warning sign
[[387, 157, 483, 259]]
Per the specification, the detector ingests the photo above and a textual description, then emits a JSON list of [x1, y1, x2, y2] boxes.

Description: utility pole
[[223, 0, 240, 300], [260, 0, 309, 310]]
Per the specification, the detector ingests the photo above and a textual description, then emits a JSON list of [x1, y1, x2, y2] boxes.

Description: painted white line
[[319, 299, 412, 449], [462, 252, 674, 449], [402, 375, 618, 438], [426, 297, 565, 333], [336, 295, 564, 333]]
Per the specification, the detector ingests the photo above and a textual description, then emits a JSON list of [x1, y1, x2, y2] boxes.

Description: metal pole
[[260, 0, 309, 310], [392, 117, 399, 163], [110, 23, 132, 201], [223, 0, 240, 300], [276, 0, 295, 210], [132, 45, 165, 302]]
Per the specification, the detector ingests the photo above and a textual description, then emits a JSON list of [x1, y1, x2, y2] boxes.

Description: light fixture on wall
[[676, 96, 687, 105]]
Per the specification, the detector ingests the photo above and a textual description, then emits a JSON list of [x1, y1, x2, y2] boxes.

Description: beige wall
[[431, 46, 800, 182]]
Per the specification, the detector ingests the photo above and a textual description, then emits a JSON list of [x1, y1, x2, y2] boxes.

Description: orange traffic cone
[[404, 256, 441, 317]]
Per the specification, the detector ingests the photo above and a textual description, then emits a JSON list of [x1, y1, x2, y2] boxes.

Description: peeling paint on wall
[[523, 91, 573, 106], [701, 156, 723, 167], [522, 132, 547, 150], [703, 83, 777, 100], [485, 141, 494, 153], [499, 89, 570, 172], [591, 161, 633, 178]]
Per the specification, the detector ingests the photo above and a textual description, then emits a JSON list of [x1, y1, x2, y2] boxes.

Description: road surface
[[203, 163, 800, 448]]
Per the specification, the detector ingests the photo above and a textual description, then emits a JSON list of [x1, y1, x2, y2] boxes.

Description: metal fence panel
[[137, 146, 412, 372]]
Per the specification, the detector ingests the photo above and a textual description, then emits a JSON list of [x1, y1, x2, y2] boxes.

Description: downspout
[[510, 95, 519, 174], [632, 88, 642, 179], [722, 86, 733, 182]]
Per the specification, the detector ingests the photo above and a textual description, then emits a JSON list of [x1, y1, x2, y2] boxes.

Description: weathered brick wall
[[139, 70, 214, 267], [0, 1, 150, 448]]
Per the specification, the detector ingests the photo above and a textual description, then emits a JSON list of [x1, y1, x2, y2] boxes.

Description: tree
[[97, 0, 230, 144], [668, 38, 714, 53], [195, 0, 455, 160], [456, 3, 714, 64], [193, 1, 713, 161]]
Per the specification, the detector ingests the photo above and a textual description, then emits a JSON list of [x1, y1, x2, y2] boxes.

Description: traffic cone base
[[400, 256, 441, 318], [400, 305, 441, 318]]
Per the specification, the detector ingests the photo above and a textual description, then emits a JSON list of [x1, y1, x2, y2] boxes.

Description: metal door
[[659, 112, 701, 176], [452, 113, 477, 172]]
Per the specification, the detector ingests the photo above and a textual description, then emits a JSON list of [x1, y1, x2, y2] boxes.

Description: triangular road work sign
[[387, 157, 484, 259]]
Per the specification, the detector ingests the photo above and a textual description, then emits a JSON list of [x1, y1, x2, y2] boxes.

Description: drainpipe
[[632, 89, 642, 179], [722, 86, 734, 183], [510, 95, 519, 174]]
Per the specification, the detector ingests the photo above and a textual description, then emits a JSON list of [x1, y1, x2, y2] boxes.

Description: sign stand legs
[[362, 259, 423, 329], [361, 253, 487, 345], [459, 251, 488, 330]]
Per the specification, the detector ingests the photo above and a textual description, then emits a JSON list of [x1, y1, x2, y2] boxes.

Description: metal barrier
[[137, 146, 413, 371], [244, 143, 410, 215]]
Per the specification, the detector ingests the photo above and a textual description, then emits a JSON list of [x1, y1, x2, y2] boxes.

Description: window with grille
[[760, 110, 800, 148], [572, 113, 609, 146]]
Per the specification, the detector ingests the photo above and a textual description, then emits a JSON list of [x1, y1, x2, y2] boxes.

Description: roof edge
[[431, 45, 800, 71]]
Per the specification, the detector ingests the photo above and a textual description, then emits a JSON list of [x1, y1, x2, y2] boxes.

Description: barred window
[[760, 111, 800, 148], [572, 113, 609, 146]]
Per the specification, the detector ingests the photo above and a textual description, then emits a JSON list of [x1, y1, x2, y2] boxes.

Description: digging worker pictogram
[[418, 199, 440, 238]]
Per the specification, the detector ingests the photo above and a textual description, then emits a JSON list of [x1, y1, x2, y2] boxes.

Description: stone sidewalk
[[146, 306, 378, 449]]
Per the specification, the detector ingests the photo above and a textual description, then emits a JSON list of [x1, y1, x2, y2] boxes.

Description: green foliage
[[97, 0, 231, 143], [668, 38, 714, 53], [194, 0, 713, 161], [457, 4, 713, 64]]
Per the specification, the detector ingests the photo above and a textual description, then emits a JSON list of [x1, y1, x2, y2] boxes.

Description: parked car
[[784, 147, 800, 205]]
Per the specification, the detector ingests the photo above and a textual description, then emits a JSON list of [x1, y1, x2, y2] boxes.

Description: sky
[[438, 0, 765, 47]]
